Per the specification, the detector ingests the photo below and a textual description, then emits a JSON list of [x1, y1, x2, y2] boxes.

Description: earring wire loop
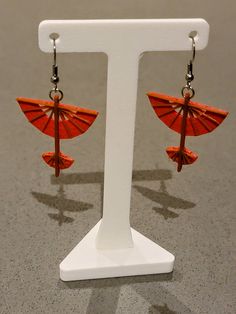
[[49, 36, 63, 101], [181, 36, 196, 99]]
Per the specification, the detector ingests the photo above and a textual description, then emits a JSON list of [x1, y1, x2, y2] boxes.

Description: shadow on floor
[[49, 168, 172, 220], [58, 272, 177, 289], [32, 167, 196, 224], [149, 303, 177, 314], [31, 184, 93, 226], [58, 271, 194, 314], [50, 167, 194, 220], [50, 168, 172, 185], [134, 181, 196, 220]]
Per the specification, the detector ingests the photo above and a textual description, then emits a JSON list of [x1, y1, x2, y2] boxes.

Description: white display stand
[[39, 19, 209, 281]]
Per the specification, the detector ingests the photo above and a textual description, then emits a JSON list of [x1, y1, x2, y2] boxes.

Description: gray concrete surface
[[0, 0, 235, 313]]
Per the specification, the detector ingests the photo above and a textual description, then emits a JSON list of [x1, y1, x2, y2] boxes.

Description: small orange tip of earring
[[166, 146, 198, 172], [42, 151, 74, 170]]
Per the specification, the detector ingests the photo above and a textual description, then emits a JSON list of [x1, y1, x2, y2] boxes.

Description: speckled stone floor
[[0, 1, 235, 313]]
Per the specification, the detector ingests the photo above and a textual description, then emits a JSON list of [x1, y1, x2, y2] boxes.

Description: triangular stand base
[[60, 220, 175, 281]]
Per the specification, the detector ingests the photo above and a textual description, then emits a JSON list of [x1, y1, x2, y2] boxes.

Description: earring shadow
[[57, 271, 194, 314], [148, 303, 177, 314], [50, 168, 172, 185], [50, 168, 172, 217], [31, 184, 93, 226], [133, 181, 195, 219], [32, 167, 195, 224]]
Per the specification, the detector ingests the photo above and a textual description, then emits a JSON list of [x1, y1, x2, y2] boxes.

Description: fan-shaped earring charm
[[17, 35, 98, 177], [17, 95, 98, 177], [147, 36, 228, 172]]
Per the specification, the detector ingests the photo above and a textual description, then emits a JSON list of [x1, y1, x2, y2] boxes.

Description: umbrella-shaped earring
[[17, 34, 98, 177], [147, 35, 228, 172]]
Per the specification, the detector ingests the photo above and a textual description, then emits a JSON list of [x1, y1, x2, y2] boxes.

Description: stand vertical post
[[39, 19, 209, 281]]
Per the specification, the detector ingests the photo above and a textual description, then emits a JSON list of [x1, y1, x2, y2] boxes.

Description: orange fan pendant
[[17, 95, 98, 177], [147, 91, 228, 172]]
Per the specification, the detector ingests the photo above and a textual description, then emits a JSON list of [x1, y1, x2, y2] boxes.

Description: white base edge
[[60, 220, 175, 281]]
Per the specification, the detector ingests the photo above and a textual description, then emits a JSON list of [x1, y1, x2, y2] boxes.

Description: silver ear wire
[[181, 36, 196, 99], [190, 35, 196, 64], [49, 35, 63, 101], [51, 38, 59, 87]]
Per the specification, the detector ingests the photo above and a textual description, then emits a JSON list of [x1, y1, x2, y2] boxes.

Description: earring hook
[[49, 35, 63, 101], [53, 38, 57, 66], [190, 36, 196, 64], [181, 36, 196, 99]]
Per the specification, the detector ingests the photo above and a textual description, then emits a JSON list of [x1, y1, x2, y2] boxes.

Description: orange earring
[[17, 36, 98, 177], [147, 36, 228, 172]]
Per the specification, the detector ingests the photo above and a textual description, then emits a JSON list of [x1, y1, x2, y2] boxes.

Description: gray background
[[0, 0, 235, 313]]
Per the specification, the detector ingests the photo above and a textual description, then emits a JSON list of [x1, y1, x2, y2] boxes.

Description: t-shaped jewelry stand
[[39, 19, 209, 281]]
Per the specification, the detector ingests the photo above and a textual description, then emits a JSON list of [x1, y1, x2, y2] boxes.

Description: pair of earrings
[[17, 35, 228, 177], [147, 36, 228, 172], [17, 36, 98, 177]]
